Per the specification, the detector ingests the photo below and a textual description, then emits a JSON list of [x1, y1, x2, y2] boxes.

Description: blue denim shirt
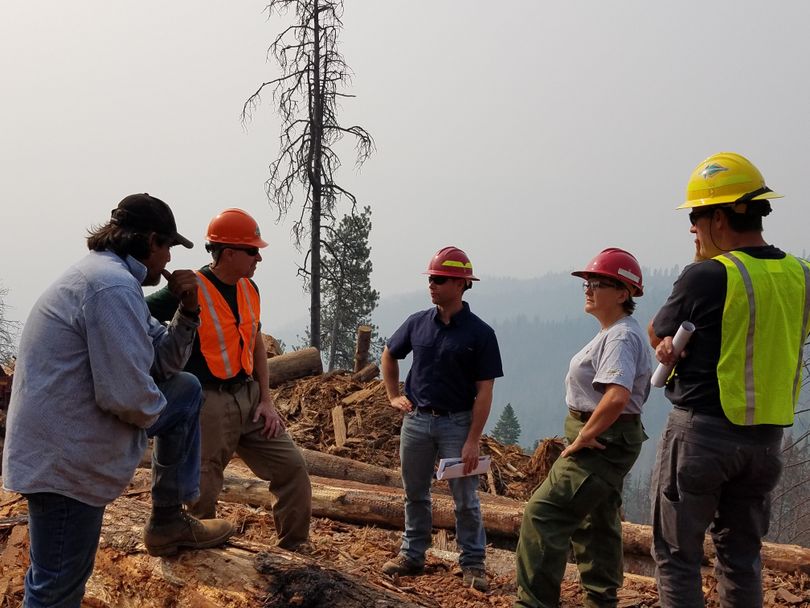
[[2, 251, 198, 506], [387, 302, 503, 412]]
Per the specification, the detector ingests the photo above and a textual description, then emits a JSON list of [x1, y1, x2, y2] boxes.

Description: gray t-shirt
[[565, 316, 652, 414]]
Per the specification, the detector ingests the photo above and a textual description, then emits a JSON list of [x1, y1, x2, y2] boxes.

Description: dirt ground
[[1, 375, 808, 606], [1, 480, 808, 607]]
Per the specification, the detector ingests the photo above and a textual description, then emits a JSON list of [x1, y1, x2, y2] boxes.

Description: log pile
[[271, 371, 564, 500]]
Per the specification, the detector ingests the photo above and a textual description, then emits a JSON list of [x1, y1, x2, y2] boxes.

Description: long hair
[[86, 223, 168, 260]]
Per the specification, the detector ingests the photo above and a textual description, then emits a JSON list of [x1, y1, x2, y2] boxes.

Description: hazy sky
[[2, 1, 809, 336]]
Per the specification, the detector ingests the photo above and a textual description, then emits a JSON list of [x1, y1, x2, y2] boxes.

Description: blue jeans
[[147, 372, 203, 506], [399, 408, 485, 568], [24, 493, 105, 608], [23, 372, 203, 607]]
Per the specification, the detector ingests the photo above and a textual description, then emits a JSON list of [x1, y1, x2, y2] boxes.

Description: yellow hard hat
[[679, 152, 783, 209]]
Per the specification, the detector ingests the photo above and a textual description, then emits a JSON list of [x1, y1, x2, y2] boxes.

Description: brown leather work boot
[[462, 566, 488, 592], [144, 512, 233, 557], [381, 554, 424, 576]]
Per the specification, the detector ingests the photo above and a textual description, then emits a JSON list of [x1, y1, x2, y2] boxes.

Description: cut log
[[266, 347, 323, 387], [331, 406, 347, 448], [353, 325, 373, 373], [217, 467, 810, 575], [221, 472, 523, 538], [351, 362, 379, 383], [300, 448, 402, 488]]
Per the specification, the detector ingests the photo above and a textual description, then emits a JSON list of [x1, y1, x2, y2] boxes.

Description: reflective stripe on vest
[[195, 272, 260, 380], [715, 252, 810, 426]]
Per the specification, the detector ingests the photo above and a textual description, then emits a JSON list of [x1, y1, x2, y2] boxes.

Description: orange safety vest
[[195, 272, 261, 380]]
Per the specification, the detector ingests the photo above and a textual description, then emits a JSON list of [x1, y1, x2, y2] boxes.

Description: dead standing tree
[[243, 0, 373, 351]]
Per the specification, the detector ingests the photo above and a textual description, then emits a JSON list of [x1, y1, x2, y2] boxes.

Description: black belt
[[417, 406, 450, 417], [204, 379, 250, 394], [568, 409, 640, 423]]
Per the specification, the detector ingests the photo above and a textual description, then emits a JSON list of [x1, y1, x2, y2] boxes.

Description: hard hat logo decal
[[700, 163, 728, 180]]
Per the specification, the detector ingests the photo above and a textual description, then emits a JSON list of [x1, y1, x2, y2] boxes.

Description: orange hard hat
[[424, 246, 479, 281], [572, 248, 644, 296], [206, 208, 268, 248]]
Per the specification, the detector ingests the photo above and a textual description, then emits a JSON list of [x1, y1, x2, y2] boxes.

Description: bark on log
[[300, 448, 403, 488], [353, 325, 372, 373], [266, 347, 323, 387], [218, 468, 810, 575], [351, 362, 379, 383]]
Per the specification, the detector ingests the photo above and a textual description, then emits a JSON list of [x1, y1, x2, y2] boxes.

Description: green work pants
[[515, 414, 646, 608]]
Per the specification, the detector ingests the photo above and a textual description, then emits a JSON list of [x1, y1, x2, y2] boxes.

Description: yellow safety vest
[[195, 273, 261, 380], [714, 252, 810, 426]]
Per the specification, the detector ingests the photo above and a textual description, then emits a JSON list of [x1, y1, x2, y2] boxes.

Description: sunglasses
[[582, 280, 620, 292], [226, 246, 260, 256], [428, 275, 450, 285], [688, 208, 714, 226]]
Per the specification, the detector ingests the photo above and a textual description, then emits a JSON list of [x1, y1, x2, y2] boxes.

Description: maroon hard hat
[[424, 246, 479, 280], [572, 248, 643, 296]]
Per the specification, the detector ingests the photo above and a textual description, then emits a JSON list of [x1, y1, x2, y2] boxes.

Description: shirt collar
[[430, 301, 471, 327], [122, 253, 148, 284]]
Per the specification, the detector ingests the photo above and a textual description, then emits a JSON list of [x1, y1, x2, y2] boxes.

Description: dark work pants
[[651, 407, 783, 608]]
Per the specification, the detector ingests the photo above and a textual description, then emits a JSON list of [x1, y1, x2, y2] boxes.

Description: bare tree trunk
[[309, 0, 323, 351]]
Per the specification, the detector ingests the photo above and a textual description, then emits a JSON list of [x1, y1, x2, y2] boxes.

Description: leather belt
[[417, 406, 450, 417], [568, 409, 640, 423]]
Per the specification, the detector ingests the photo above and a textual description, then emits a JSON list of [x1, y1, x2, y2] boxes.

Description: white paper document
[[435, 455, 492, 480]]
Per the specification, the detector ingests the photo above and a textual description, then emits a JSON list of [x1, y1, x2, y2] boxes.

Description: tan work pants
[[192, 379, 311, 549]]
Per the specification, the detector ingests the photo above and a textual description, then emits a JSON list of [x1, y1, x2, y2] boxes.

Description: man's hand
[[461, 438, 480, 475], [655, 336, 683, 366], [389, 395, 414, 412], [561, 432, 605, 458], [253, 398, 285, 438], [162, 269, 199, 311]]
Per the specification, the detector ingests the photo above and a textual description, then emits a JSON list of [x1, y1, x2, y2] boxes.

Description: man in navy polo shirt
[[380, 246, 503, 592]]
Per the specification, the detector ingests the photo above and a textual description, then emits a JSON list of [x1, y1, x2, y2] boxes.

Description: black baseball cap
[[110, 193, 193, 249]]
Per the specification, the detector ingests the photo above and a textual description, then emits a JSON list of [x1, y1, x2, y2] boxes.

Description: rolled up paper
[[651, 321, 696, 388]]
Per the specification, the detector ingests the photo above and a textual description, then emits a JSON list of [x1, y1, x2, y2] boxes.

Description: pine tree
[[491, 403, 521, 446], [319, 206, 380, 370]]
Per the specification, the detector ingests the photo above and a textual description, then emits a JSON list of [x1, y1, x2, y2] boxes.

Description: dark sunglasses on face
[[582, 280, 620, 292], [227, 246, 260, 256], [688, 208, 714, 226], [428, 275, 450, 285]]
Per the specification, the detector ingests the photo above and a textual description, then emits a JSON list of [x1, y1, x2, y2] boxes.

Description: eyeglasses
[[582, 280, 620, 292], [226, 246, 260, 256], [688, 208, 714, 226], [428, 275, 449, 285]]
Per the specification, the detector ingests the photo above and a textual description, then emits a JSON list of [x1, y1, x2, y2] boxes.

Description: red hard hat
[[424, 246, 479, 281], [206, 208, 268, 248], [572, 248, 644, 296]]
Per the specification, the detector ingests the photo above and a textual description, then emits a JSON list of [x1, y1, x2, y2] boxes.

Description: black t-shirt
[[146, 265, 260, 385], [652, 245, 787, 417]]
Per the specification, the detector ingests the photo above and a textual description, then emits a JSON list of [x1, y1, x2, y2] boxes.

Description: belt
[[417, 406, 450, 417], [203, 379, 251, 394], [568, 409, 640, 423]]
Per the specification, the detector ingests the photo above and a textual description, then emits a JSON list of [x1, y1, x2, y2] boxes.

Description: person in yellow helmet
[[649, 153, 810, 607]]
